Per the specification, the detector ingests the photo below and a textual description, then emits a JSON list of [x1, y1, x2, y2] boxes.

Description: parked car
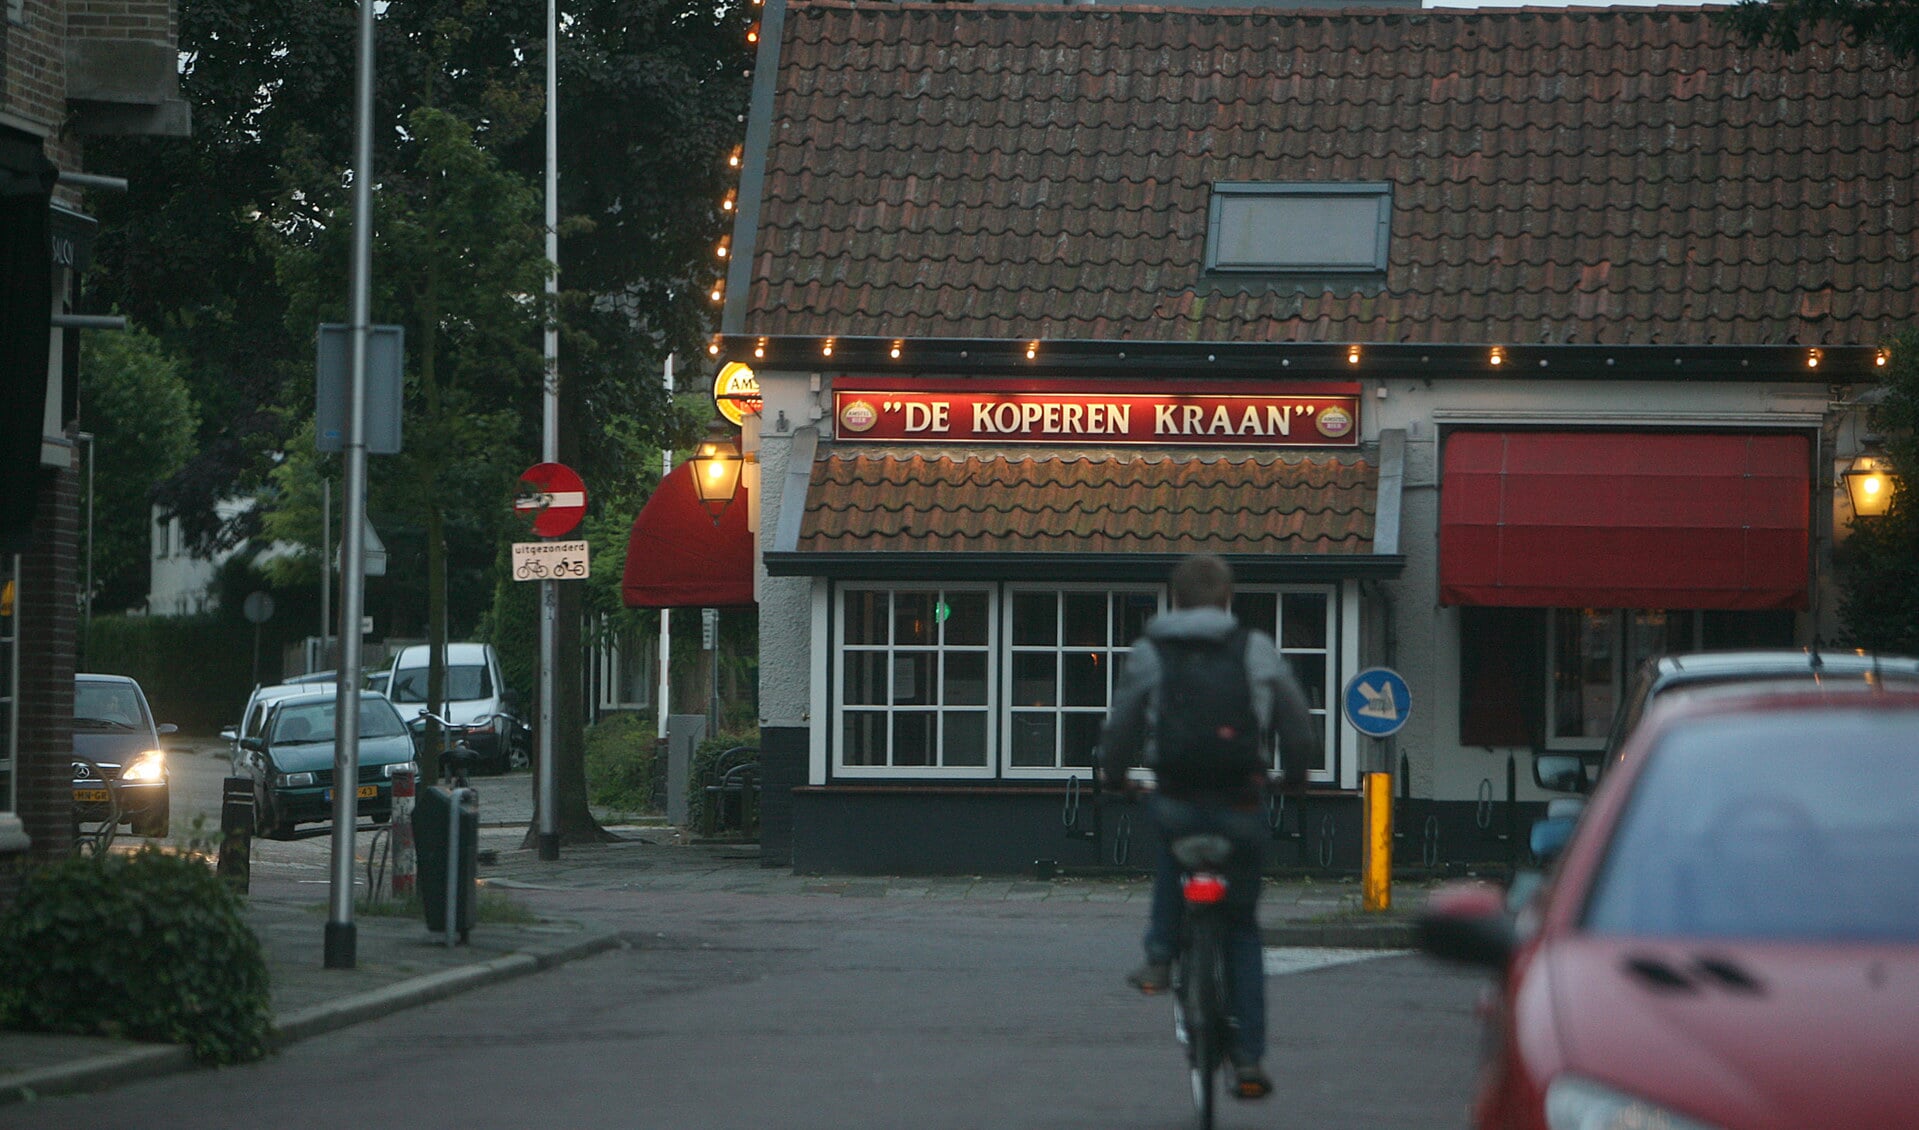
[[223, 681, 314, 773], [382, 642, 527, 774], [71, 674, 173, 838], [1527, 648, 1919, 861], [236, 689, 417, 839], [1422, 681, 1919, 1130]]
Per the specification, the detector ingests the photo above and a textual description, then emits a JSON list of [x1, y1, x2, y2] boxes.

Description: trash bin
[[413, 784, 478, 943]]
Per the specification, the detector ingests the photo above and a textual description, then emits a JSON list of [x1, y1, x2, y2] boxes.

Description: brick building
[[2, 0, 187, 891]]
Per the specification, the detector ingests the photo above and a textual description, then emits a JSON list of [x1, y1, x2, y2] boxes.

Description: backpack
[[1150, 627, 1263, 790]]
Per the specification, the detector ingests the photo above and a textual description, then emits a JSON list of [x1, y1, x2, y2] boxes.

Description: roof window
[[1205, 183, 1391, 274]]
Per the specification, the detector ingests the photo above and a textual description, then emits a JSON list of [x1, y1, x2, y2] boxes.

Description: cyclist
[[1098, 553, 1320, 1100]]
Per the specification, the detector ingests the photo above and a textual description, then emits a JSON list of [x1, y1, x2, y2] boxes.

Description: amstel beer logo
[[1315, 405, 1354, 439], [713, 362, 762, 426], [839, 399, 879, 433]]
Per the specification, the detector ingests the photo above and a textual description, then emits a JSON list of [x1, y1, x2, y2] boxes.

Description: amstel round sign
[[713, 362, 762, 426]]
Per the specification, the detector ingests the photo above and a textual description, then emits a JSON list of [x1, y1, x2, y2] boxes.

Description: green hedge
[[584, 712, 662, 815], [84, 613, 258, 732], [688, 729, 759, 835], [0, 848, 272, 1064]]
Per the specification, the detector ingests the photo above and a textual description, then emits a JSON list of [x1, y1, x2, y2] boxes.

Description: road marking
[[1263, 947, 1412, 976]]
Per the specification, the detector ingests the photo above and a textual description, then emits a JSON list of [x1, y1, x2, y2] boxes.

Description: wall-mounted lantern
[[1842, 448, 1896, 519], [689, 419, 744, 522]]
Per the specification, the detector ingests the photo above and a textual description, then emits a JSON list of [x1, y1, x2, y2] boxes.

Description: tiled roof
[[795, 452, 1376, 554], [742, 3, 1917, 346]]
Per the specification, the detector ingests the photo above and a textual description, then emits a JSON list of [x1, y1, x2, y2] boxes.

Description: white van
[[382, 642, 528, 774]]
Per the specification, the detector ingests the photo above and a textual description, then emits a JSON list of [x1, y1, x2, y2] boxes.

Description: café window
[[1233, 587, 1338, 778], [836, 586, 995, 776], [1005, 587, 1160, 777], [1461, 607, 1795, 749]]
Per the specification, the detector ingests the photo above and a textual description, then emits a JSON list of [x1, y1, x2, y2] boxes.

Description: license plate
[[74, 788, 110, 803], [321, 785, 380, 802]]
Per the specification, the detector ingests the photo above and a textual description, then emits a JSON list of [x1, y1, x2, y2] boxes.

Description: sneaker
[[1232, 1061, 1272, 1100], [1126, 961, 1171, 994]]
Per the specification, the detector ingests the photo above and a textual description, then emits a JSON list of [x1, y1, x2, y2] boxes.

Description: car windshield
[[388, 663, 491, 704], [270, 698, 409, 742], [1584, 706, 1919, 943], [74, 682, 149, 730]]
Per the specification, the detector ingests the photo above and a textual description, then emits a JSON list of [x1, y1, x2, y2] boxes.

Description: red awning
[[1439, 431, 1810, 610], [621, 462, 755, 608]]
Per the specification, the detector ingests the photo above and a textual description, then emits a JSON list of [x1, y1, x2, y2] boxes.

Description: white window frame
[[833, 582, 997, 779], [1001, 583, 1164, 781], [1232, 584, 1340, 782]]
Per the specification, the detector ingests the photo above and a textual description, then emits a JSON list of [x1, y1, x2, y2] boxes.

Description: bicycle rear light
[[1181, 873, 1229, 904]]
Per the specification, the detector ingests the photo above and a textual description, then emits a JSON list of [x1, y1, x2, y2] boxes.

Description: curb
[[1261, 920, 1417, 949], [0, 928, 624, 1107]]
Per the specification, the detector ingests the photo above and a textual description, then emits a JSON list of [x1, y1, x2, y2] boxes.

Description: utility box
[[665, 714, 708, 828], [413, 785, 478, 943]]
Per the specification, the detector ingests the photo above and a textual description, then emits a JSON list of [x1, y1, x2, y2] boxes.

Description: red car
[[1421, 682, 1919, 1130]]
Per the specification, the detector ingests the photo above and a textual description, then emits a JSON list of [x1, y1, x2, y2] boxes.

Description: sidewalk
[[0, 867, 621, 1106]]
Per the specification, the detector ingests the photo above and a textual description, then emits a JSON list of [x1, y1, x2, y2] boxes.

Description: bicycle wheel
[[1181, 920, 1225, 1129]]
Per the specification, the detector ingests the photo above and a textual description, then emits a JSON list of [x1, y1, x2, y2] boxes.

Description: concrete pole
[[536, 0, 560, 861], [326, 0, 377, 970]]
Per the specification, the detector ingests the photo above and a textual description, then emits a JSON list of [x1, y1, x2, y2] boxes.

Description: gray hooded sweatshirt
[[1098, 606, 1322, 799]]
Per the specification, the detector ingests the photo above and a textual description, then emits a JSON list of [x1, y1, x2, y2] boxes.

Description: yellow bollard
[[1362, 771, 1392, 911]]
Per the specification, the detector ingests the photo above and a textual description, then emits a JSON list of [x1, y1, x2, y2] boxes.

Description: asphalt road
[[4, 881, 1485, 1129]]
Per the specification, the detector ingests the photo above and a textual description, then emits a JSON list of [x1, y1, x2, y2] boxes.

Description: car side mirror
[[1416, 882, 1517, 969], [240, 737, 266, 753], [157, 722, 178, 735], [220, 728, 238, 742], [1532, 754, 1591, 794]]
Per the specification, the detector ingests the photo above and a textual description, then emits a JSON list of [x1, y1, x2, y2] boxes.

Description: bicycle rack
[[1316, 813, 1337, 869]]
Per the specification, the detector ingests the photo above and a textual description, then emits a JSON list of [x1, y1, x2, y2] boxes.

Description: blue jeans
[[1142, 794, 1269, 1063]]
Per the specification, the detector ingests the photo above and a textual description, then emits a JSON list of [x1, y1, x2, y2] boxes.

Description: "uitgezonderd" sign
[[831, 380, 1360, 447]]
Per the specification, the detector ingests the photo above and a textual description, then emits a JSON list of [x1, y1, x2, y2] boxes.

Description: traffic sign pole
[[1343, 667, 1411, 914]]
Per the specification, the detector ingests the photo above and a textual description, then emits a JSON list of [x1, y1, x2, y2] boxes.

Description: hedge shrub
[[687, 729, 760, 835], [584, 711, 662, 815], [0, 848, 272, 1064]]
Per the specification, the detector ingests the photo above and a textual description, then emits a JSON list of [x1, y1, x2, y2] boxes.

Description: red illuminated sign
[[831, 381, 1360, 447]]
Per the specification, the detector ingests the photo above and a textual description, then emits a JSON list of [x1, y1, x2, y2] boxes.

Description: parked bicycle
[[412, 709, 484, 787]]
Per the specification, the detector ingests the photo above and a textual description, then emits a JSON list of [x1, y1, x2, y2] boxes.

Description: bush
[[688, 729, 759, 835], [0, 848, 272, 1064], [585, 712, 662, 815]]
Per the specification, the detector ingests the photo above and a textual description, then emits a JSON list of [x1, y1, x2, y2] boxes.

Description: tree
[[269, 100, 547, 784], [77, 327, 199, 615], [1837, 331, 1919, 652], [1723, 0, 1919, 63]]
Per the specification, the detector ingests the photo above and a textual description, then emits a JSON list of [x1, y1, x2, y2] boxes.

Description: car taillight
[[1182, 872, 1228, 905]]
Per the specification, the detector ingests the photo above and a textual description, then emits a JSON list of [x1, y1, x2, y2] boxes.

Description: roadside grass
[[350, 889, 541, 925]]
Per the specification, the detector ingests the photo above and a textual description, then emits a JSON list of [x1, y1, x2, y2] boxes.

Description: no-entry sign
[[516, 463, 587, 537]]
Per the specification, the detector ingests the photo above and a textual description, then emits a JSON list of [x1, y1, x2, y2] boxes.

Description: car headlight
[[120, 750, 167, 782], [1546, 1076, 1722, 1130], [382, 761, 419, 779], [278, 771, 317, 788]]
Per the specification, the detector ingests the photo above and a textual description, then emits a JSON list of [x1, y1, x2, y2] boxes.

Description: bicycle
[[412, 709, 484, 786], [1167, 829, 1238, 1130]]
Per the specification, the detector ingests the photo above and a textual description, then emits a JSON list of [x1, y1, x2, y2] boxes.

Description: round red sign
[[516, 463, 588, 537]]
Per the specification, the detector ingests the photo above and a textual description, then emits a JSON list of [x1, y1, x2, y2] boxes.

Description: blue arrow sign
[[1343, 667, 1411, 738]]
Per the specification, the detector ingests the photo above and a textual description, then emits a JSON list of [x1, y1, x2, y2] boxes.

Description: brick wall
[[4, 0, 66, 130], [65, 0, 173, 44], [16, 452, 77, 861]]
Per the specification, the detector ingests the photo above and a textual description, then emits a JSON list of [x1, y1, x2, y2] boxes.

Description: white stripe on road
[[1263, 947, 1413, 976]]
